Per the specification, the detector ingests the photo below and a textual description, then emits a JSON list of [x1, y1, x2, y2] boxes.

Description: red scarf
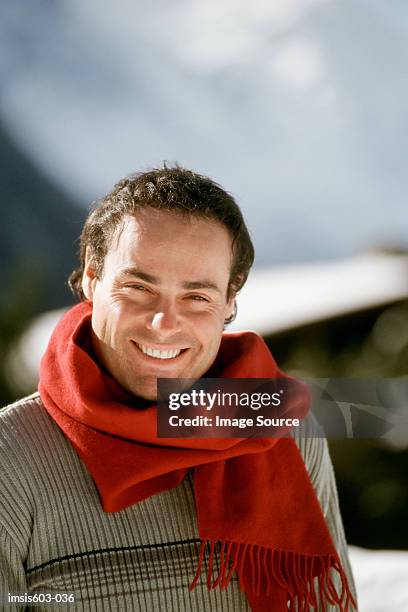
[[39, 302, 356, 611]]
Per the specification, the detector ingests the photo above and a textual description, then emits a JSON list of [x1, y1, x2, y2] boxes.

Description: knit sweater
[[0, 393, 357, 611]]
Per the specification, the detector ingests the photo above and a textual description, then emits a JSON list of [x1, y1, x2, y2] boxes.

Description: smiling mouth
[[134, 342, 188, 360]]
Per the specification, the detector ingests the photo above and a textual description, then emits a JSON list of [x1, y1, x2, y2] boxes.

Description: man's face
[[82, 209, 235, 400]]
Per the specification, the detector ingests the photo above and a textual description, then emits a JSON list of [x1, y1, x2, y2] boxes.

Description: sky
[[1, 0, 407, 265]]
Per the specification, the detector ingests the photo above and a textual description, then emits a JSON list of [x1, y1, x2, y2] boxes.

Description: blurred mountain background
[[1, 0, 408, 595], [0, 124, 85, 404], [1, 0, 408, 264]]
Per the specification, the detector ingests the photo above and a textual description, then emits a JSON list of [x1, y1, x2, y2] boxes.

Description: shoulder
[[0, 391, 44, 462], [0, 391, 41, 435], [0, 392, 68, 484], [1, 390, 42, 417], [0, 392, 52, 443]]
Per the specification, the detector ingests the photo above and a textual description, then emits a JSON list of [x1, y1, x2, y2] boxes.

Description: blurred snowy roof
[[230, 252, 408, 334], [6, 251, 408, 392]]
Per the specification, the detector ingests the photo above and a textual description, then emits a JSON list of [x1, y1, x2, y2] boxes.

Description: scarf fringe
[[189, 540, 357, 611]]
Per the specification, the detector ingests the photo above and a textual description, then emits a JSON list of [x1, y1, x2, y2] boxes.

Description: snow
[[349, 545, 408, 611]]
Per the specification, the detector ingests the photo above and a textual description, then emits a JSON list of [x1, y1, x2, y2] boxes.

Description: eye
[[188, 294, 209, 302], [126, 284, 149, 292]]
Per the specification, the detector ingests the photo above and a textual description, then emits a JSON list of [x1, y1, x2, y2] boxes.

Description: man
[[0, 166, 357, 610]]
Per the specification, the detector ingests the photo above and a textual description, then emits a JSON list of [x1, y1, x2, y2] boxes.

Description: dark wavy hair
[[68, 165, 254, 313]]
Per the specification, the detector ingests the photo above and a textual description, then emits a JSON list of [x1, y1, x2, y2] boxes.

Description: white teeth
[[138, 344, 182, 359]]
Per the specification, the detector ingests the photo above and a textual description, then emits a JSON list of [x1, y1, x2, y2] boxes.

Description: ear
[[82, 247, 98, 301], [224, 297, 237, 325]]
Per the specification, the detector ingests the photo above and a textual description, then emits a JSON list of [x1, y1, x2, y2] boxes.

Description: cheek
[[192, 309, 224, 330], [91, 296, 126, 345], [91, 308, 111, 344], [193, 314, 224, 352]]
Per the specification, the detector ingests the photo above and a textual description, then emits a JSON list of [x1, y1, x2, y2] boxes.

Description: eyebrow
[[117, 266, 223, 294]]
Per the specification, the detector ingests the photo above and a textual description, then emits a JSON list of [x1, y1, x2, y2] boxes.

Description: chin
[[138, 391, 158, 402], [128, 381, 158, 402]]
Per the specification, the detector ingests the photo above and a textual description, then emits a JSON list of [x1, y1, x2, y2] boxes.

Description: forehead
[[105, 210, 233, 281]]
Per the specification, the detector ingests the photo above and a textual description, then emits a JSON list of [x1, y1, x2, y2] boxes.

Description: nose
[[145, 301, 182, 338]]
